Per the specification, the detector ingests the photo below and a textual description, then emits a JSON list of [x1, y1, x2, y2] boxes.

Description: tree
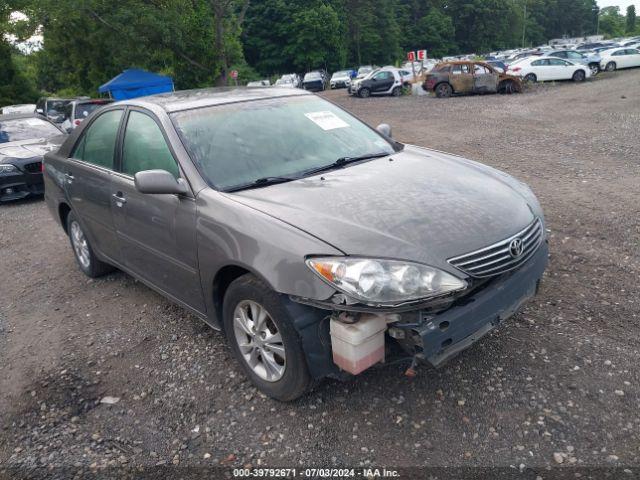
[[627, 5, 636, 34], [414, 9, 456, 58], [599, 6, 625, 38]]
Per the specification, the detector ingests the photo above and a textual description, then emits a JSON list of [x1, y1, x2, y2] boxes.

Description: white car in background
[[599, 48, 640, 71], [507, 57, 591, 83], [275, 74, 300, 88], [0, 104, 36, 115]]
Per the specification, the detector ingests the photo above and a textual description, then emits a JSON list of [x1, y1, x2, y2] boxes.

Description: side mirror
[[134, 169, 188, 195], [376, 123, 392, 138]]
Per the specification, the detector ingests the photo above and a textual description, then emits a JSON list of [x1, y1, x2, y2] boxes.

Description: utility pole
[[522, 1, 527, 48]]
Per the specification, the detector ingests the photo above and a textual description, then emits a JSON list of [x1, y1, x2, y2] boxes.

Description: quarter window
[[121, 111, 180, 178], [72, 109, 123, 169]]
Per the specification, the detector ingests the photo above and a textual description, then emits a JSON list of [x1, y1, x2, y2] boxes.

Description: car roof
[[119, 87, 312, 113]]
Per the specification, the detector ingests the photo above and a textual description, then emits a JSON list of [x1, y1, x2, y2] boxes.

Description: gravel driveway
[[1, 71, 639, 478]]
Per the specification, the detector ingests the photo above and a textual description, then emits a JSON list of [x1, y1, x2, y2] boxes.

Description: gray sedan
[[44, 87, 548, 401]]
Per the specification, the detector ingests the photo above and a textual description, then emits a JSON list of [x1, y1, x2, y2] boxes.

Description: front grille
[[23, 161, 42, 174], [448, 218, 543, 278]]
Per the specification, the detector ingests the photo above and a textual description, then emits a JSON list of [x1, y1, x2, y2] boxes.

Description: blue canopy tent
[[98, 69, 174, 100]]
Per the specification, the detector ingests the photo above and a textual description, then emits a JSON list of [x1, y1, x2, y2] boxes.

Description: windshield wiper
[[301, 151, 391, 177], [224, 175, 298, 192]]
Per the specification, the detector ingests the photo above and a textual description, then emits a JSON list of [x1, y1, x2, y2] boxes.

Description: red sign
[[417, 49, 427, 61], [230, 70, 239, 79], [407, 51, 416, 62]]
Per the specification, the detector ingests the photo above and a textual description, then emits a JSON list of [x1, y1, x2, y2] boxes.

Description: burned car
[[44, 87, 547, 401], [423, 61, 522, 98], [1, 113, 65, 202]]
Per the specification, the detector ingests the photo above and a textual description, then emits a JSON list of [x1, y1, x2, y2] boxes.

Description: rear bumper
[[0, 171, 44, 202], [413, 241, 548, 366]]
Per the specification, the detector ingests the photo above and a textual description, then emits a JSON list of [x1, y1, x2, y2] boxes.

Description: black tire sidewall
[[525, 74, 536, 83], [436, 83, 451, 98], [359, 88, 370, 98], [573, 70, 585, 82], [606, 62, 616, 72], [222, 274, 311, 402]]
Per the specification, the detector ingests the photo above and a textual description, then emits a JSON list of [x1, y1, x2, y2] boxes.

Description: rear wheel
[[605, 61, 616, 72], [572, 70, 586, 82], [391, 87, 401, 97], [435, 83, 452, 98], [67, 211, 114, 278], [589, 63, 599, 76], [358, 87, 370, 98], [524, 73, 537, 83], [223, 274, 312, 402]]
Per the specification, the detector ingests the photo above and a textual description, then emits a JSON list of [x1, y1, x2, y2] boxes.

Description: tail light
[[41, 161, 45, 173], [74, 119, 81, 126], [510, 67, 521, 72]]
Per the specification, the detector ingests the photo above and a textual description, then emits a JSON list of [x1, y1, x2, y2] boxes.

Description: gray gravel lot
[[1, 71, 639, 479]]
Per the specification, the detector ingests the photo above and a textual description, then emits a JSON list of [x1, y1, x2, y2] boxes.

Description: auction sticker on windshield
[[304, 111, 350, 130]]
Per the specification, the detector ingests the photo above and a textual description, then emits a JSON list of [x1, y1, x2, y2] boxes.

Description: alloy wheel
[[70, 221, 91, 269], [232, 300, 286, 382]]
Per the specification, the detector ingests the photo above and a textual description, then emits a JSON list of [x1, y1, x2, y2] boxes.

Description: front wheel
[[223, 274, 312, 402], [67, 211, 114, 278], [605, 61, 616, 72], [499, 80, 517, 94], [572, 70, 585, 82], [358, 87, 370, 98], [589, 63, 599, 76], [435, 83, 452, 98]]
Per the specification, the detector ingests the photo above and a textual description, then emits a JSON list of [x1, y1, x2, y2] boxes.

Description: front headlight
[[306, 257, 467, 306], [0, 164, 18, 174]]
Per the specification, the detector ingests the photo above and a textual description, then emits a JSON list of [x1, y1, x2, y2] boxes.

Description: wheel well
[[59, 203, 71, 234], [212, 265, 251, 331]]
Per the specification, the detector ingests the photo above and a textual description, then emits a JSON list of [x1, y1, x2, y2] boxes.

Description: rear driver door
[[110, 108, 205, 312]]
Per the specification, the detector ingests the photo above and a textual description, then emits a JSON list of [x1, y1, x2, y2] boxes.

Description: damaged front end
[[289, 239, 548, 379]]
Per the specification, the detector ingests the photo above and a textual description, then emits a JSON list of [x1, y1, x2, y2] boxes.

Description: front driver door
[[110, 109, 205, 312], [450, 63, 474, 93], [371, 71, 394, 93], [473, 64, 498, 92]]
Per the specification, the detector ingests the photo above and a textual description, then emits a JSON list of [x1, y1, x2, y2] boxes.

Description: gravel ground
[[1, 71, 639, 479]]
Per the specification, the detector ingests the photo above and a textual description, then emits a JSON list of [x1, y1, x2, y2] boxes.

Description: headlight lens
[[306, 257, 467, 305], [0, 164, 18, 174]]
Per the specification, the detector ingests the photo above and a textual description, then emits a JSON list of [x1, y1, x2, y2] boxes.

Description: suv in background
[[423, 61, 522, 98], [61, 99, 113, 133], [35, 97, 77, 124], [302, 71, 326, 92]]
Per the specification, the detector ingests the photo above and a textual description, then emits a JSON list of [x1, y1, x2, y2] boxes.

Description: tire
[[66, 211, 114, 278], [589, 63, 599, 76], [524, 73, 537, 83], [391, 86, 401, 97], [572, 70, 585, 82], [605, 61, 616, 72], [358, 87, 370, 98], [499, 80, 516, 94], [223, 274, 312, 402], [435, 83, 452, 98]]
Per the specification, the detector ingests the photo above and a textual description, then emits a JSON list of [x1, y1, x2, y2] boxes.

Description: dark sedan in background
[[0, 113, 66, 202]]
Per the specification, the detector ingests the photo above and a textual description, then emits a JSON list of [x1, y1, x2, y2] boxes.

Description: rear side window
[[531, 59, 549, 66], [121, 111, 180, 178], [72, 109, 123, 169]]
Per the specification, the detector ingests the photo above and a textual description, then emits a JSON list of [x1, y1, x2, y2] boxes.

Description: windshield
[[172, 96, 395, 191], [0, 117, 60, 143], [304, 72, 321, 81], [46, 100, 71, 115], [358, 67, 372, 75], [332, 71, 350, 78]]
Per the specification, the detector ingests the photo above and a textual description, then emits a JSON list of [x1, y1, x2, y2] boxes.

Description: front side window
[[72, 109, 123, 169], [172, 96, 395, 191], [373, 71, 393, 80], [452, 64, 471, 74], [121, 111, 180, 178], [474, 64, 490, 74]]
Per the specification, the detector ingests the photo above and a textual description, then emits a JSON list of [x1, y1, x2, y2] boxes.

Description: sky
[[598, 0, 638, 10]]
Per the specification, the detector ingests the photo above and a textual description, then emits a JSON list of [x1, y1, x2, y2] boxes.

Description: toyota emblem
[[509, 238, 524, 258]]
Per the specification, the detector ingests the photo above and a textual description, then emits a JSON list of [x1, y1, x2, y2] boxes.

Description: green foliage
[[626, 5, 636, 34], [599, 7, 626, 38], [415, 9, 456, 58]]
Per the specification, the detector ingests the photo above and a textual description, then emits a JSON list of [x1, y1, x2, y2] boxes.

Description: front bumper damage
[[0, 160, 44, 202], [289, 240, 548, 379]]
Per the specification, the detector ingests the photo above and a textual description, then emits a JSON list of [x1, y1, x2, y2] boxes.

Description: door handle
[[64, 173, 74, 184], [112, 192, 127, 206]]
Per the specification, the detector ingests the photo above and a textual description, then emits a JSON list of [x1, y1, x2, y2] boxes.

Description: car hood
[[0, 135, 66, 163], [228, 145, 537, 275]]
